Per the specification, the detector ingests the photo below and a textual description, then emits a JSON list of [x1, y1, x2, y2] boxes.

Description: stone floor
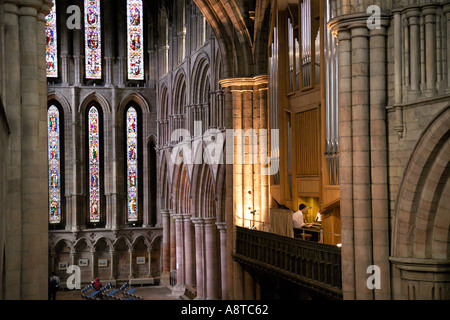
[[54, 284, 181, 300]]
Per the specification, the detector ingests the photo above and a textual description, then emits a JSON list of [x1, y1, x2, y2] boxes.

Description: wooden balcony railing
[[233, 226, 342, 299]]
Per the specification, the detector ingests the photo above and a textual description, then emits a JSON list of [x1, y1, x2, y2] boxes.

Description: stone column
[[183, 213, 195, 286], [118, 57, 126, 88], [73, 55, 83, 86], [216, 222, 228, 299], [70, 251, 76, 268], [406, 8, 421, 98], [191, 217, 205, 299], [90, 250, 96, 279], [117, 5, 126, 87], [329, 23, 355, 299], [393, 10, 404, 138], [128, 249, 134, 279], [109, 250, 115, 280], [58, 0, 69, 85], [104, 1, 114, 86], [369, 25, 391, 300], [173, 213, 185, 290], [423, 5, 438, 97], [105, 57, 114, 87], [204, 217, 219, 299], [148, 49, 157, 87], [170, 211, 176, 272], [16, 0, 50, 299], [61, 55, 70, 86], [351, 26, 373, 300], [161, 209, 171, 274], [445, 3, 450, 92]]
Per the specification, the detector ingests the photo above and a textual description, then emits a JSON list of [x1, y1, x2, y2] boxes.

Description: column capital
[[203, 217, 217, 225], [444, 2, 450, 14], [328, 13, 390, 38], [171, 213, 184, 220], [181, 213, 192, 221], [404, 7, 421, 19], [422, 4, 439, 17], [215, 221, 226, 230], [219, 75, 269, 89], [190, 217, 204, 225]]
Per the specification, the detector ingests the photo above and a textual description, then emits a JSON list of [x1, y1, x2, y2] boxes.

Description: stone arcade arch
[[391, 105, 450, 300]]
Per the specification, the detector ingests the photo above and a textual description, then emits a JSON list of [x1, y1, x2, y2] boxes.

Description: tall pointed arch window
[[85, 0, 102, 79], [126, 107, 139, 222], [88, 106, 101, 223], [48, 105, 62, 224], [45, 0, 58, 77], [127, 0, 144, 80]]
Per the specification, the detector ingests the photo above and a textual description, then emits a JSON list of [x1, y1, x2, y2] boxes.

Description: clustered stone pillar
[[445, 3, 450, 92], [423, 5, 438, 97], [329, 13, 391, 300], [204, 217, 219, 299], [406, 7, 421, 98], [183, 214, 195, 286], [216, 222, 228, 299], [170, 211, 176, 273], [2, 0, 51, 299], [173, 213, 185, 291], [351, 26, 373, 300], [191, 217, 205, 299], [335, 28, 355, 300], [218, 76, 270, 300], [369, 24, 391, 300]]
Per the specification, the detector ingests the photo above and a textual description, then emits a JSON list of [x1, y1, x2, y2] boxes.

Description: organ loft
[[0, 0, 448, 301]]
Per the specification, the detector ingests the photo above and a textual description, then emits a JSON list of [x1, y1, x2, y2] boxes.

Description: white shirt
[[292, 210, 305, 228]]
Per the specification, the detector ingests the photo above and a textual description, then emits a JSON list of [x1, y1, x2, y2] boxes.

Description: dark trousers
[[48, 288, 57, 300]]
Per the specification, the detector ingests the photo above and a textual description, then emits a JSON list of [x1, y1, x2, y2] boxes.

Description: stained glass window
[[127, 0, 144, 80], [85, 0, 102, 79], [48, 105, 61, 223], [45, 0, 58, 77], [88, 107, 101, 223], [126, 107, 138, 222]]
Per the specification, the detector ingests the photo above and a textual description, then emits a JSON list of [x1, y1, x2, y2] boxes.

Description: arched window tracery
[[126, 106, 139, 222], [48, 105, 62, 224], [127, 0, 144, 80], [46, 0, 58, 77], [85, 0, 102, 79], [88, 106, 101, 223]]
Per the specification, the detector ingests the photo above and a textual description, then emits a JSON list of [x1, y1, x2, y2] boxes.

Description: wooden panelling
[[296, 176, 320, 196], [294, 108, 320, 176]]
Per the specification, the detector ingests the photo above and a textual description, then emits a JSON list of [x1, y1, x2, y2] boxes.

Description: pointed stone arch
[[172, 69, 187, 115], [113, 235, 132, 251], [47, 91, 72, 114], [391, 105, 450, 300], [392, 105, 450, 260], [78, 91, 111, 115], [74, 237, 94, 252], [51, 238, 75, 254], [93, 237, 114, 252], [118, 92, 151, 115]]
